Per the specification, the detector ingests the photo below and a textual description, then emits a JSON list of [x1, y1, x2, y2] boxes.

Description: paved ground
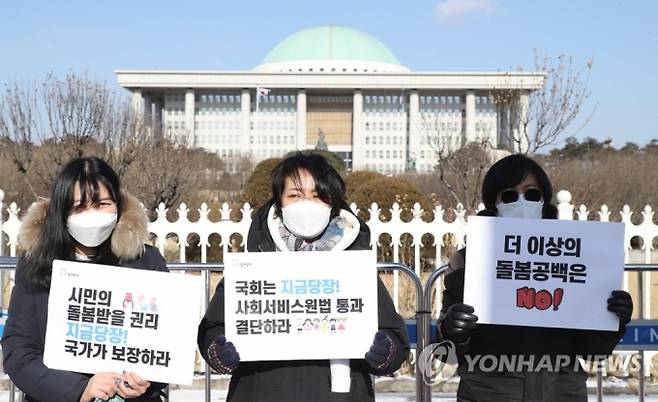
[[2, 390, 655, 402], [164, 392, 658, 402]]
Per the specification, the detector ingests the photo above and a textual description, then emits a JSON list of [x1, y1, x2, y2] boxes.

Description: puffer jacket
[[198, 200, 410, 402], [1, 192, 168, 402]]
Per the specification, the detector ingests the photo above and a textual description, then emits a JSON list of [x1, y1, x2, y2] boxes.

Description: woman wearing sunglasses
[[435, 154, 633, 402]]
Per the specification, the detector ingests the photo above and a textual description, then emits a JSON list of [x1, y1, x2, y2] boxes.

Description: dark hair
[[21, 157, 123, 290], [481, 154, 557, 219], [270, 152, 346, 218]]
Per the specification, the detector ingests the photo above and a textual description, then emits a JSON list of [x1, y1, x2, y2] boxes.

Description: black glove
[[439, 303, 478, 343], [364, 330, 396, 370], [607, 290, 633, 329], [207, 335, 240, 374]]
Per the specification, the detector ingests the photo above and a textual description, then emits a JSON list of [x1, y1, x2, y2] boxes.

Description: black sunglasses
[[500, 188, 544, 204]]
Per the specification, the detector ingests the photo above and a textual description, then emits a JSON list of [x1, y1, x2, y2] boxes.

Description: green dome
[[257, 26, 406, 72]]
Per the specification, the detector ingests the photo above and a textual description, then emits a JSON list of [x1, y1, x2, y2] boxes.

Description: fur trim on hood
[[18, 191, 149, 260], [265, 204, 361, 252]]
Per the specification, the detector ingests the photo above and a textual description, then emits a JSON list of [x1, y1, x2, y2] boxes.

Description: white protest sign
[[224, 249, 378, 361], [463, 216, 624, 331], [44, 260, 202, 385]]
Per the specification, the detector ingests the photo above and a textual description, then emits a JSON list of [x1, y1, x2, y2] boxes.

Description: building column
[[240, 89, 251, 157], [351, 90, 364, 171], [143, 94, 153, 125], [408, 90, 420, 172], [517, 91, 530, 153], [465, 90, 476, 144], [131, 89, 144, 118], [153, 98, 164, 140], [184, 89, 195, 147], [296, 89, 306, 150], [500, 102, 511, 148]]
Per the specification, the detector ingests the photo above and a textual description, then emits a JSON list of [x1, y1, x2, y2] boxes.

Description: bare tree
[[0, 72, 226, 216], [494, 51, 594, 154], [0, 72, 159, 200], [0, 81, 41, 197], [420, 113, 495, 212], [122, 141, 226, 219]]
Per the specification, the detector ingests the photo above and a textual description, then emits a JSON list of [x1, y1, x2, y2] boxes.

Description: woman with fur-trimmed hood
[[1, 157, 168, 402], [197, 152, 410, 402]]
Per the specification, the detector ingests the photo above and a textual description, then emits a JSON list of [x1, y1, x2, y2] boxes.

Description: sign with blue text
[[44, 260, 202, 385], [224, 250, 378, 361]]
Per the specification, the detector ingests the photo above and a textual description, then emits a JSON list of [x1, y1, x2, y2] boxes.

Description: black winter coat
[[197, 201, 410, 402], [438, 248, 624, 402], [2, 246, 168, 402]]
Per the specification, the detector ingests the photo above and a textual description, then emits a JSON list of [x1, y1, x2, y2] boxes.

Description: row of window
[[307, 96, 352, 104], [364, 95, 405, 105], [419, 150, 441, 160], [363, 110, 407, 116], [420, 121, 462, 132], [196, 134, 239, 146], [195, 121, 240, 130], [364, 121, 407, 131], [198, 94, 241, 104], [250, 135, 296, 145], [180, 120, 300, 131], [365, 136, 407, 146], [250, 121, 296, 131], [195, 133, 298, 146], [253, 149, 288, 159], [197, 107, 240, 116], [165, 105, 494, 117], [420, 96, 462, 105], [167, 122, 186, 130], [364, 164, 405, 174], [364, 150, 406, 159], [165, 94, 496, 106]]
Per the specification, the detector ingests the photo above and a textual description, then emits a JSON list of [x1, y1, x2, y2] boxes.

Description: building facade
[[116, 26, 544, 173]]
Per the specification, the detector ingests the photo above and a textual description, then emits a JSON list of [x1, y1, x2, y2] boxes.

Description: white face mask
[[282, 200, 331, 239], [67, 211, 118, 247], [496, 196, 544, 219]]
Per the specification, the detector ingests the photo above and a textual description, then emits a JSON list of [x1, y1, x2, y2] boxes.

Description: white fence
[[1, 188, 657, 315]]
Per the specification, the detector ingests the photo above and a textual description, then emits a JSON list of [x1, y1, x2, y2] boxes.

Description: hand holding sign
[[439, 303, 478, 343], [81, 372, 121, 402], [607, 291, 633, 328], [365, 331, 396, 370], [118, 372, 151, 399], [207, 336, 240, 374]]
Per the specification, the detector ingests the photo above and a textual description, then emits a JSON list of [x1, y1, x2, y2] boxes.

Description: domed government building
[[116, 26, 544, 173]]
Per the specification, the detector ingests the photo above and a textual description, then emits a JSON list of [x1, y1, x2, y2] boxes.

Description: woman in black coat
[[198, 152, 410, 402], [1, 157, 168, 402], [436, 154, 633, 402]]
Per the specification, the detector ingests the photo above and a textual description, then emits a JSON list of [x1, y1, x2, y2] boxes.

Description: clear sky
[[1, 0, 656, 149]]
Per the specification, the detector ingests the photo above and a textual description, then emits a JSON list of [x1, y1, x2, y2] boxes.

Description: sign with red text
[[44, 260, 202, 385], [463, 216, 624, 331], [224, 250, 378, 361]]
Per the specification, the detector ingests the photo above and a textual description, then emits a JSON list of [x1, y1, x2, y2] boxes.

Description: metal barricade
[[1, 259, 655, 402], [606, 264, 658, 402], [421, 265, 450, 402], [165, 263, 225, 402], [0, 259, 425, 402], [376, 262, 426, 402]]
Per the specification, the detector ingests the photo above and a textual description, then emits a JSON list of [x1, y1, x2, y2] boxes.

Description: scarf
[[279, 215, 346, 251]]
